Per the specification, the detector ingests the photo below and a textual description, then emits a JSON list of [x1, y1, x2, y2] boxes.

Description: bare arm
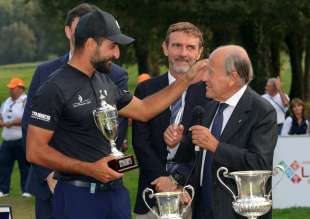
[[4, 117, 22, 128], [0, 117, 4, 127], [275, 77, 289, 107], [278, 89, 289, 107], [26, 125, 123, 183], [0, 114, 22, 128], [119, 59, 207, 121]]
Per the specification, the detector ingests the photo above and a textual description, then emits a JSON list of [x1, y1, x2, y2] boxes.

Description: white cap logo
[[115, 20, 120, 30]]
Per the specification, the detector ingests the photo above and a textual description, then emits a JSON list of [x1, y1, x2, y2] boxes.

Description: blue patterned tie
[[210, 103, 228, 139], [166, 96, 183, 174], [201, 103, 229, 212], [170, 97, 182, 124]]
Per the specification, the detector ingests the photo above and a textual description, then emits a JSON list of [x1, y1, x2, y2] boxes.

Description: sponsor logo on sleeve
[[31, 111, 51, 122]]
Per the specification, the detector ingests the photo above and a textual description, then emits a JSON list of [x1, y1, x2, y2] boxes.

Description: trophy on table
[[216, 165, 284, 219], [142, 185, 195, 219], [93, 89, 138, 172]]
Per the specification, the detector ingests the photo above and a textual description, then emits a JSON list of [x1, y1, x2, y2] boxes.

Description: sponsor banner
[[273, 136, 310, 208]]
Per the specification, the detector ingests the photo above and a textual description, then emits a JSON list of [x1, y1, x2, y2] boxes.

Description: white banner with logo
[[272, 136, 310, 209]]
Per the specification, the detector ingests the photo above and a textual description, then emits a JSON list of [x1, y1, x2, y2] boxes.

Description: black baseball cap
[[75, 9, 134, 45]]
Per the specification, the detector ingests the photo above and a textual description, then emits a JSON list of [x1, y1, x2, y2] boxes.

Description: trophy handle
[[266, 164, 285, 199], [217, 167, 237, 201], [92, 110, 100, 130], [142, 188, 159, 218], [181, 185, 195, 217]]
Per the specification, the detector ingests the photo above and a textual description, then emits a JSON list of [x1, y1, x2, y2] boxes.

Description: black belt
[[62, 179, 123, 193]]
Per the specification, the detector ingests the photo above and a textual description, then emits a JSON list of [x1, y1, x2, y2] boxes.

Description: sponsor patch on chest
[[73, 95, 92, 108]]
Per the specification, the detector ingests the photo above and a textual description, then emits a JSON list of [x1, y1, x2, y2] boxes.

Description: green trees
[[0, 22, 36, 64], [0, 0, 40, 63], [1, 0, 309, 99], [0, 0, 67, 64]]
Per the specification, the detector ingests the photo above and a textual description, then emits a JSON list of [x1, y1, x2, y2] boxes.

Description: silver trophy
[[142, 185, 194, 219], [93, 90, 137, 172], [217, 166, 284, 219]]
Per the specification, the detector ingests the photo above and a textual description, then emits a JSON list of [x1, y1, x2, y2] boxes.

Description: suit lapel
[[197, 100, 218, 167], [158, 73, 170, 128], [181, 85, 198, 128], [179, 83, 209, 128], [220, 87, 253, 142], [203, 100, 218, 128]]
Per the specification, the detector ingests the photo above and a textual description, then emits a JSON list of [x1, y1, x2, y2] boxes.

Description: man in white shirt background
[[262, 77, 290, 134], [0, 78, 30, 198]]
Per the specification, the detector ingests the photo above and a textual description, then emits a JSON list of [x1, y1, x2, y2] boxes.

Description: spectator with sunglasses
[[0, 77, 30, 198]]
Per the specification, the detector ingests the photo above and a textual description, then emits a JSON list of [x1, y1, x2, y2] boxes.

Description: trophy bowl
[[232, 197, 272, 218], [142, 185, 194, 219], [217, 166, 284, 219], [93, 90, 138, 173]]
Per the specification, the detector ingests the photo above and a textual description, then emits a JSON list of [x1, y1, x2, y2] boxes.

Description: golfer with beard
[[26, 9, 207, 219]]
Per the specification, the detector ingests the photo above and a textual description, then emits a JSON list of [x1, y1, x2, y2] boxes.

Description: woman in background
[[281, 98, 309, 135]]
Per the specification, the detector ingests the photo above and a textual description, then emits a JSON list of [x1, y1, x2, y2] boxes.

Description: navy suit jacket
[[192, 87, 277, 219], [132, 73, 208, 214], [22, 54, 129, 200]]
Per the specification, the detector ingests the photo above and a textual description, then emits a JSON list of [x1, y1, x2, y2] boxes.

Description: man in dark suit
[[21, 3, 129, 219], [165, 45, 277, 219], [132, 22, 208, 219]]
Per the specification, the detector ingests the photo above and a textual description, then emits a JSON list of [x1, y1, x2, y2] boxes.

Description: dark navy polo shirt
[[29, 64, 132, 180]]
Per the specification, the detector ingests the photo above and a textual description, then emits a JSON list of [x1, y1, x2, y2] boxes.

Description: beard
[[172, 64, 190, 74], [91, 59, 112, 74], [91, 47, 113, 74], [170, 56, 193, 74]]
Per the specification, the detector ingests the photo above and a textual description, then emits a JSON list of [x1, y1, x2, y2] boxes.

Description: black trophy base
[[108, 154, 138, 173]]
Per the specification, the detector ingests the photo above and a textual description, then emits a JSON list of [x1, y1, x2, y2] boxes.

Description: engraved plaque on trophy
[[93, 90, 138, 172]]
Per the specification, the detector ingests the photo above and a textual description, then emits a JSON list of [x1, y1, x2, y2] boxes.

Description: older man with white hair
[[165, 45, 278, 219]]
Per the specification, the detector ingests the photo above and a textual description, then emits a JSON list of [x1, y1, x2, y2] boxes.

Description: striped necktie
[[170, 97, 182, 124]]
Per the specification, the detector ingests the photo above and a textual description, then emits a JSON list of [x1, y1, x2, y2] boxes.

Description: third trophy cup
[[217, 166, 284, 219]]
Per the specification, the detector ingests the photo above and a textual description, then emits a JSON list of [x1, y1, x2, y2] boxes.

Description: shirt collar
[[224, 84, 247, 107], [168, 71, 176, 85], [168, 71, 187, 101], [69, 51, 73, 61]]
